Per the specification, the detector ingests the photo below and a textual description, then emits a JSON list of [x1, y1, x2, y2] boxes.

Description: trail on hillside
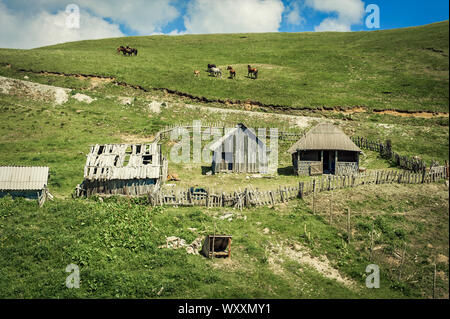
[[3, 66, 448, 119]]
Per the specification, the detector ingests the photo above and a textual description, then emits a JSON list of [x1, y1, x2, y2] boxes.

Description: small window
[[143, 155, 152, 165]]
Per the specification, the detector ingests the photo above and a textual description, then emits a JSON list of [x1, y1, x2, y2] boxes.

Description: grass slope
[[0, 21, 448, 112]]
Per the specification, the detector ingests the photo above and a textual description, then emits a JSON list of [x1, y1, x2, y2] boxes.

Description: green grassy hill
[[0, 22, 448, 299], [0, 21, 448, 113]]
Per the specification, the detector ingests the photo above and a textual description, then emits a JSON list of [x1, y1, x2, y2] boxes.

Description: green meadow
[[0, 22, 448, 299], [0, 21, 448, 112]]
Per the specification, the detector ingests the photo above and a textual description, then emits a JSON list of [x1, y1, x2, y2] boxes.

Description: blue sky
[[155, 0, 450, 35], [0, 0, 448, 49]]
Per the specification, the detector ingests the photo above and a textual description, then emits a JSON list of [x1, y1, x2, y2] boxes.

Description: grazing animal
[[207, 64, 217, 70], [247, 65, 258, 79], [117, 46, 138, 56], [209, 67, 222, 78], [194, 70, 200, 77], [130, 48, 138, 56], [227, 66, 236, 78]]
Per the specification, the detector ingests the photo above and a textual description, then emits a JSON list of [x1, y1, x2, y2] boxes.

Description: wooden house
[[288, 123, 362, 176], [209, 123, 271, 174], [0, 166, 51, 205], [77, 142, 168, 197]]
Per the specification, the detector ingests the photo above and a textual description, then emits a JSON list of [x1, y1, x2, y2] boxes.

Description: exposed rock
[[218, 212, 234, 221], [161, 236, 186, 249], [118, 96, 135, 105], [167, 173, 180, 181], [72, 93, 96, 104], [159, 236, 203, 255], [186, 237, 203, 255], [437, 254, 449, 264], [148, 101, 162, 113], [24, 75, 29, 80], [0, 75, 71, 105]]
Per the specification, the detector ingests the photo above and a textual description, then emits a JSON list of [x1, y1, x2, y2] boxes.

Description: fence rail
[[148, 168, 448, 209], [351, 136, 448, 173]]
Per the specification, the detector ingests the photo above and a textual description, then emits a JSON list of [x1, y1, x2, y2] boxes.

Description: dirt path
[[5, 65, 449, 119], [184, 103, 321, 129], [268, 240, 358, 288]]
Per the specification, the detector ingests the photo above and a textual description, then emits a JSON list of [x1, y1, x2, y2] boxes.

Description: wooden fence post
[[298, 182, 304, 199], [329, 192, 333, 225], [433, 262, 437, 299], [369, 220, 374, 262], [347, 208, 351, 243], [312, 181, 316, 215], [398, 242, 406, 281]]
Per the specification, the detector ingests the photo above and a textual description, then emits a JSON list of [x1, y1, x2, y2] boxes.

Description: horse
[[129, 48, 138, 56], [227, 66, 236, 79], [207, 63, 216, 70], [247, 65, 258, 79], [194, 70, 200, 77], [209, 67, 222, 78], [117, 46, 138, 56]]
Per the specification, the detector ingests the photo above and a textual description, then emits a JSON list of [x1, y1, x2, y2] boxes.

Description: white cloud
[[0, 1, 124, 49], [184, 0, 285, 34], [314, 17, 351, 32], [305, 0, 365, 31], [75, 0, 180, 34], [285, 2, 305, 26]]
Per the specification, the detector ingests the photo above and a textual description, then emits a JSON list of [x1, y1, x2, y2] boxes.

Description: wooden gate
[[310, 162, 323, 176]]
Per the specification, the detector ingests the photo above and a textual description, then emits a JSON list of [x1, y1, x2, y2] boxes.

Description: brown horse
[[227, 66, 236, 79], [247, 65, 258, 79], [117, 46, 138, 56]]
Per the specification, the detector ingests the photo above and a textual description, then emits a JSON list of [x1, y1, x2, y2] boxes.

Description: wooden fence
[[148, 168, 448, 209], [351, 136, 447, 173]]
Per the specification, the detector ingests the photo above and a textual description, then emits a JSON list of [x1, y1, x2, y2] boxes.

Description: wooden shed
[[209, 123, 270, 174], [0, 166, 52, 205], [288, 123, 362, 176], [77, 142, 168, 197]]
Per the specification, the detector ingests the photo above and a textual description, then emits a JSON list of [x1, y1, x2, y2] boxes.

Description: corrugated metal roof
[[288, 123, 362, 154], [0, 166, 49, 190]]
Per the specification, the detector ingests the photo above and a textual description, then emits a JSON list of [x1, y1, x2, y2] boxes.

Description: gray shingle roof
[[288, 123, 362, 154], [0, 166, 49, 190]]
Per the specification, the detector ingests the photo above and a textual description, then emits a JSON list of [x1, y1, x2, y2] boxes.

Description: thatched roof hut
[[288, 123, 362, 176]]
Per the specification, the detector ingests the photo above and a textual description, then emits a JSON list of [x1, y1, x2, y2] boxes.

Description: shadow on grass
[[278, 166, 294, 176], [201, 166, 212, 175]]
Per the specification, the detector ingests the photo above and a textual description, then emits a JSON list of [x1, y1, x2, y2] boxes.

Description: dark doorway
[[323, 151, 330, 173], [323, 151, 336, 174]]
